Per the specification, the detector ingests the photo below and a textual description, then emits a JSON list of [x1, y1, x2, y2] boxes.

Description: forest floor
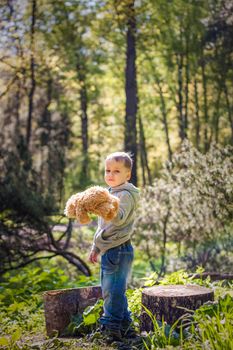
[[19, 333, 117, 350], [19, 333, 144, 350]]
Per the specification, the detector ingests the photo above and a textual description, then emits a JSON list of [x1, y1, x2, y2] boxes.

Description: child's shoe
[[100, 325, 122, 343], [121, 321, 138, 339]]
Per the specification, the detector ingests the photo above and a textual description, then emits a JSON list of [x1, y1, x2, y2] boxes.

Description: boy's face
[[105, 159, 131, 187]]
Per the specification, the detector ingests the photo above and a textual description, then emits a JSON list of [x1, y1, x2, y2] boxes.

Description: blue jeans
[[99, 241, 134, 330]]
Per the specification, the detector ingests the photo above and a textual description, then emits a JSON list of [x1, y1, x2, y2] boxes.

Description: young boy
[[88, 152, 140, 342]]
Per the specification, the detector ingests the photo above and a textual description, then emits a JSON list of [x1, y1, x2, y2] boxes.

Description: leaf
[[83, 313, 97, 325], [12, 328, 21, 342], [0, 337, 9, 346], [82, 300, 103, 326]]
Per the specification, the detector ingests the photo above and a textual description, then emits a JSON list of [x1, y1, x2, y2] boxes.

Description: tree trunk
[[125, 0, 138, 186], [139, 126, 146, 186], [140, 48, 172, 163], [201, 50, 209, 152], [155, 77, 173, 163], [80, 83, 89, 178], [139, 115, 152, 185], [140, 285, 214, 331], [184, 37, 190, 134], [223, 82, 233, 144], [43, 286, 102, 337], [26, 0, 36, 148], [76, 58, 89, 181], [194, 77, 200, 150], [176, 53, 187, 142], [210, 87, 221, 145], [159, 209, 169, 277]]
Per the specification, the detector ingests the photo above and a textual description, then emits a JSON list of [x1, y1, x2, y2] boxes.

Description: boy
[[88, 152, 140, 342]]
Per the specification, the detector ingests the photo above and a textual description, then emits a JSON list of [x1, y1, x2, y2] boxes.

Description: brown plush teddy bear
[[64, 186, 119, 224]]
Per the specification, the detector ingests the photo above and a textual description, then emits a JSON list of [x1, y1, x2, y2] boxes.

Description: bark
[[26, 0, 36, 148], [159, 209, 169, 277], [191, 272, 233, 281], [155, 77, 173, 162], [194, 77, 200, 149], [140, 285, 214, 331], [43, 286, 102, 337], [76, 58, 89, 181], [201, 51, 209, 152], [176, 53, 187, 141], [14, 77, 21, 137], [223, 82, 233, 143], [139, 131, 146, 186], [184, 38, 190, 134], [139, 115, 152, 185], [210, 88, 221, 145], [124, 0, 138, 186], [40, 77, 52, 192]]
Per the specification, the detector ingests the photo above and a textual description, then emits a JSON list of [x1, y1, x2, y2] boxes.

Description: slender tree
[[124, 0, 138, 185], [26, 0, 37, 148]]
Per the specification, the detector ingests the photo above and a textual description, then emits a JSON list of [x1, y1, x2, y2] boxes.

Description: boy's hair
[[105, 152, 133, 170]]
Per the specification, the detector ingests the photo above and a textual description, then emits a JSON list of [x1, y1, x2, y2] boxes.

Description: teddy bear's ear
[[64, 197, 76, 218]]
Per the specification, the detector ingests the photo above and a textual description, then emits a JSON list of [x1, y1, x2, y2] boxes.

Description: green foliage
[[135, 141, 233, 273], [83, 300, 103, 326], [142, 292, 233, 350], [62, 299, 104, 337], [183, 295, 233, 350], [126, 288, 143, 328], [160, 268, 207, 286], [0, 262, 98, 339], [1, 265, 232, 349], [140, 267, 206, 288], [142, 307, 181, 348], [0, 264, 72, 338], [0, 329, 22, 350], [0, 265, 70, 306]]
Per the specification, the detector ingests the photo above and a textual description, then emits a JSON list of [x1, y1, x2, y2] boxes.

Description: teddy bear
[[64, 186, 119, 224]]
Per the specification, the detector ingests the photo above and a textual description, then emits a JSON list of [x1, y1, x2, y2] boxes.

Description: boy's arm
[[92, 216, 101, 252], [111, 191, 134, 226], [89, 243, 100, 264], [88, 249, 99, 264]]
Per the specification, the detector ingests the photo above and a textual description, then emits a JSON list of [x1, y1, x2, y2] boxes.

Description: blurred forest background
[[0, 0, 232, 279]]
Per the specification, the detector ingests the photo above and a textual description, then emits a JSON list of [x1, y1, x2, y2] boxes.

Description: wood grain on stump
[[43, 286, 102, 337], [141, 284, 214, 332]]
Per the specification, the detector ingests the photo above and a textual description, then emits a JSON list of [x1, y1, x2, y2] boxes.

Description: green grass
[[0, 259, 232, 350]]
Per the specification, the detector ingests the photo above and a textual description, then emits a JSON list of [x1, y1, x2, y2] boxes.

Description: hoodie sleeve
[[91, 243, 100, 254], [91, 217, 101, 253], [111, 191, 134, 226]]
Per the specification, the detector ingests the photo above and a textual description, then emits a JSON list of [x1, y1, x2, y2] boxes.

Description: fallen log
[[43, 286, 102, 337], [191, 272, 233, 281], [140, 284, 214, 332]]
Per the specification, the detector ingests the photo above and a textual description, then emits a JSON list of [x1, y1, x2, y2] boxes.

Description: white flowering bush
[[134, 140, 233, 273]]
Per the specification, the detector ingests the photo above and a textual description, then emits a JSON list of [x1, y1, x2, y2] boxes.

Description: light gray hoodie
[[92, 182, 140, 255]]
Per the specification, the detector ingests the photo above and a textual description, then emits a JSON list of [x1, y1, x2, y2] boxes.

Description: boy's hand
[[88, 250, 99, 264]]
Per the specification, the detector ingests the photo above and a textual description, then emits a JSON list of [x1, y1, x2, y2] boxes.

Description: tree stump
[[140, 284, 214, 332], [43, 286, 102, 337]]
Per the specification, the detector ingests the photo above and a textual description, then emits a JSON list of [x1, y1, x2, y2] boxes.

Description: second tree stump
[[140, 284, 214, 331], [43, 286, 102, 337]]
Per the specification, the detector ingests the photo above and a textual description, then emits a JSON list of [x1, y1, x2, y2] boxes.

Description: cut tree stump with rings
[[140, 284, 214, 332], [43, 286, 102, 337]]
